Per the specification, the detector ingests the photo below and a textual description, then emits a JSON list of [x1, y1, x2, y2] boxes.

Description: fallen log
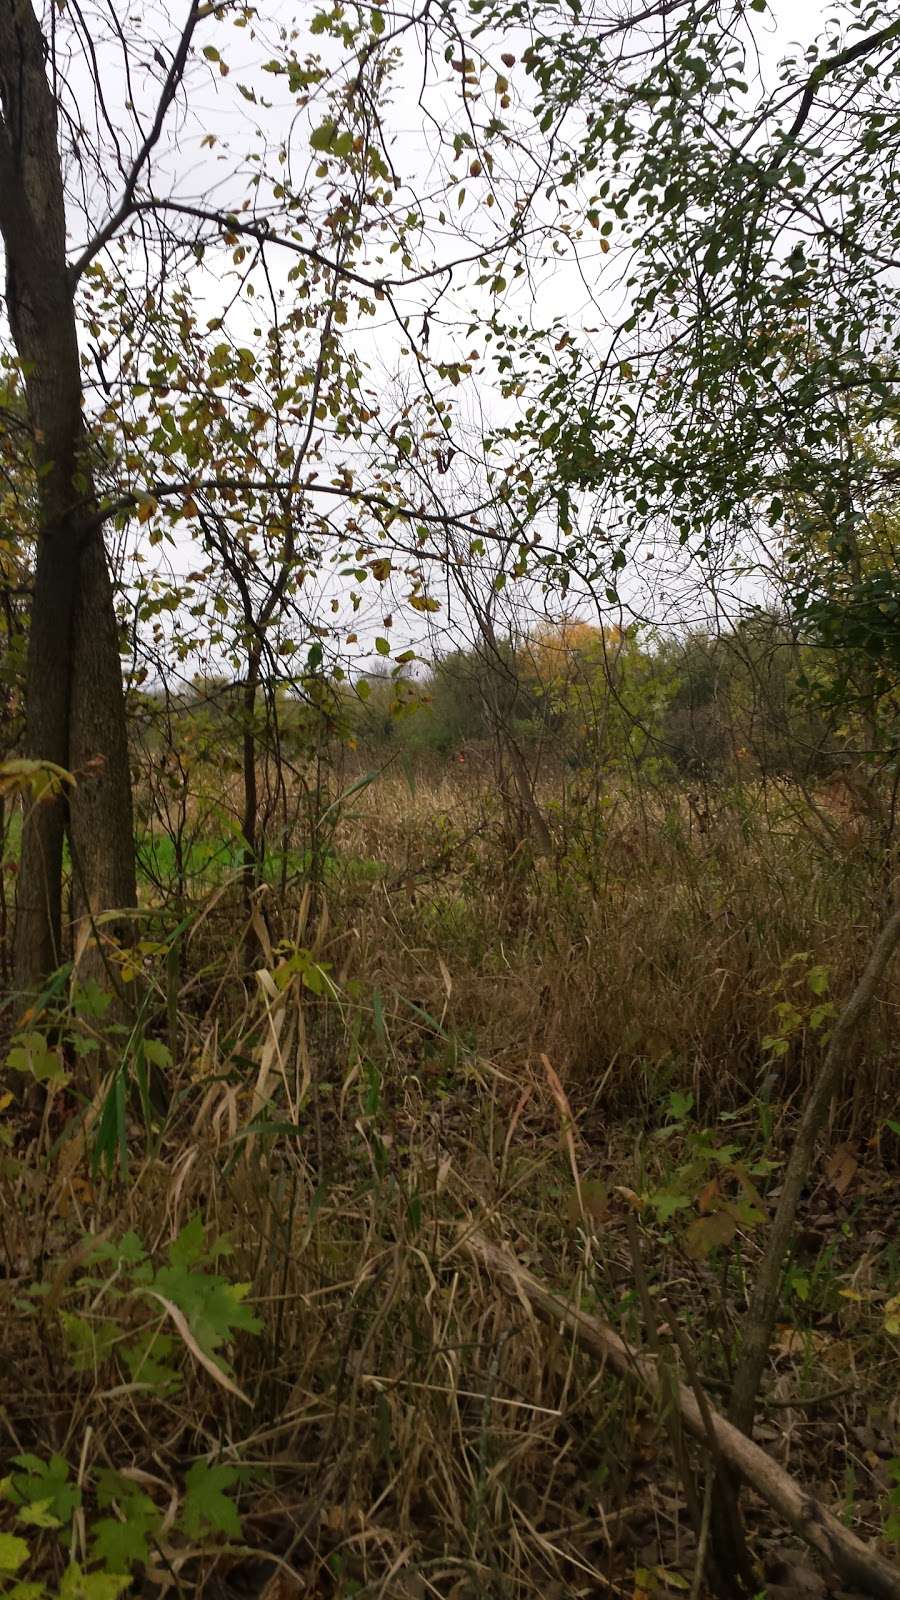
[[464, 1228, 900, 1600]]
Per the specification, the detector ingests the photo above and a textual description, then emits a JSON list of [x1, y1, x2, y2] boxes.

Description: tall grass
[[2, 757, 899, 1597]]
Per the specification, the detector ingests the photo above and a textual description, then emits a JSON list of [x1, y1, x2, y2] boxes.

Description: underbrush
[[2, 766, 899, 1598]]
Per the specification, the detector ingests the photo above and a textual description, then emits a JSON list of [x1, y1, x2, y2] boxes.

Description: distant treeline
[[131, 610, 896, 787]]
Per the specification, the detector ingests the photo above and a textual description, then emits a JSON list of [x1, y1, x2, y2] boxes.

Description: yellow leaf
[[137, 496, 157, 524], [0, 757, 77, 799]]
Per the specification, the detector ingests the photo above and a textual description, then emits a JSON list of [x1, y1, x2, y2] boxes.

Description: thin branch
[[130, 198, 529, 294], [69, 0, 205, 282], [780, 16, 900, 151]]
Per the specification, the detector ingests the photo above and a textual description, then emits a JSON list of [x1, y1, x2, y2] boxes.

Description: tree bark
[[69, 535, 137, 973], [0, 0, 135, 995]]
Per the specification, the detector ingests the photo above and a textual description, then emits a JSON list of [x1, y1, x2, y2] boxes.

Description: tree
[[461, 0, 900, 1583], [0, 2, 136, 990], [0, 0, 533, 994], [490, 1, 900, 628]]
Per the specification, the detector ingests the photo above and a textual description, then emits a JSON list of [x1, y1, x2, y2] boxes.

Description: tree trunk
[[69, 535, 137, 976], [0, 0, 135, 996], [12, 535, 74, 987]]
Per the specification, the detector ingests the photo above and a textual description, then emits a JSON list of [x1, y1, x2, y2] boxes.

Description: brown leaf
[[684, 1209, 737, 1260], [825, 1142, 858, 1196]]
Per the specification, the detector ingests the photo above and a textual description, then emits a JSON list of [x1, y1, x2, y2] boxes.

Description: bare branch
[[68, 0, 205, 282], [130, 198, 527, 294]]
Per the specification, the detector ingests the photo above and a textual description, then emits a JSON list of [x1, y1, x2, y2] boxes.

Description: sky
[[4, 0, 845, 691]]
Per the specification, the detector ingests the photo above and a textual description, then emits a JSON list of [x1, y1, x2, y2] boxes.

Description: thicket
[[2, 2, 900, 1599]]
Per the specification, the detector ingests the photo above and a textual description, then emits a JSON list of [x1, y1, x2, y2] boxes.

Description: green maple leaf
[[121, 1329, 180, 1391], [167, 1214, 207, 1270], [16, 1498, 63, 1529], [61, 1313, 119, 1373], [0, 1533, 30, 1574], [58, 1563, 131, 1600], [87, 1230, 146, 1269], [9, 1455, 80, 1526], [90, 1473, 160, 1571], [179, 1462, 243, 1539], [88, 1517, 155, 1573], [153, 1267, 261, 1357]]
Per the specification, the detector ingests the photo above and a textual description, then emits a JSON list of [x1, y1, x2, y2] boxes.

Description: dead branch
[[464, 1228, 900, 1600]]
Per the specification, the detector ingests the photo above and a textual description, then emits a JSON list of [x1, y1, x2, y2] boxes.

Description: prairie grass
[[2, 759, 899, 1598]]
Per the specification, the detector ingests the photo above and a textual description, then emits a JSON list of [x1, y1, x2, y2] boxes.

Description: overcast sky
[[5, 0, 843, 686]]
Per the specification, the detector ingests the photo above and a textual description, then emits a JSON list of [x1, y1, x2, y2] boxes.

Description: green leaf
[[91, 1474, 161, 1571], [16, 1499, 63, 1530], [649, 1189, 692, 1222], [5, 1033, 67, 1087], [0, 1534, 30, 1575], [309, 120, 353, 159], [374, 637, 391, 656], [667, 1091, 694, 1122], [88, 1518, 153, 1574], [9, 1455, 80, 1526], [142, 1038, 172, 1070], [151, 1263, 261, 1361], [89, 1230, 146, 1268], [61, 1314, 119, 1373], [59, 1563, 131, 1600], [179, 1462, 243, 1539], [121, 1330, 181, 1391], [167, 1213, 207, 1271], [371, 7, 385, 33], [0, 758, 75, 801], [761, 1034, 789, 1057]]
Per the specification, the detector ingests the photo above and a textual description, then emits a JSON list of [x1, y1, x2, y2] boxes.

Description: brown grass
[[2, 760, 899, 1598]]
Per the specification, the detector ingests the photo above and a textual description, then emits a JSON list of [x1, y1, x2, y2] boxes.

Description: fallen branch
[[464, 1228, 900, 1600]]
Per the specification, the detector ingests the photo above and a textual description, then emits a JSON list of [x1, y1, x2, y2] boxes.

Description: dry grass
[[2, 760, 899, 1598], [332, 765, 899, 1127]]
